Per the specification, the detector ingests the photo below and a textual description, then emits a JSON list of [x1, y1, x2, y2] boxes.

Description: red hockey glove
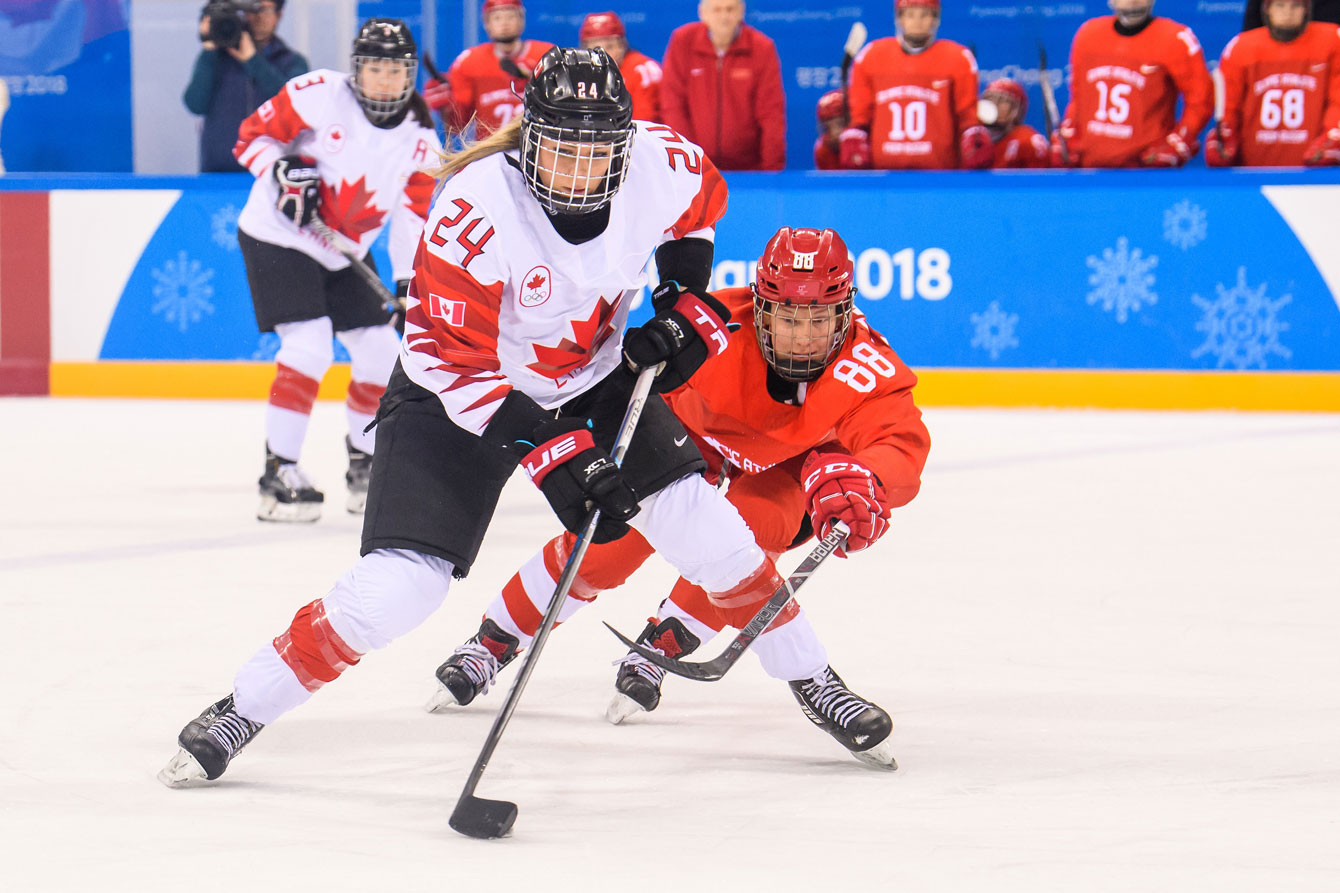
[[1303, 128, 1340, 166], [838, 127, 872, 169], [623, 281, 732, 394], [520, 417, 640, 544], [1048, 124, 1078, 167], [1204, 124, 1239, 167], [1140, 132, 1195, 167], [960, 124, 994, 169], [801, 452, 891, 557], [273, 154, 320, 226], [422, 77, 453, 112]]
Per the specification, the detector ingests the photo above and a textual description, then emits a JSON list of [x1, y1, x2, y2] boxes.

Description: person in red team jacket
[[842, 0, 991, 170], [978, 78, 1050, 167], [1052, 0, 1214, 167], [423, 0, 553, 135], [813, 89, 847, 168], [1207, 0, 1340, 166], [425, 226, 930, 770], [579, 11, 663, 123], [661, 0, 787, 170]]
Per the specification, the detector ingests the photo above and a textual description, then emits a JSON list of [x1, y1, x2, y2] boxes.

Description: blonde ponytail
[[431, 118, 524, 181]]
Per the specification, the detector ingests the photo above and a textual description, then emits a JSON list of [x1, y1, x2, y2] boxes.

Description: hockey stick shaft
[[603, 520, 849, 682], [309, 219, 394, 304], [840, 21, 867, 120], [450, 365, 659, 838], [1038, 42, 1069, 165]]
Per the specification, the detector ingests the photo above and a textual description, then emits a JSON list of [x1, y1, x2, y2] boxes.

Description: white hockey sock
[[488, 547, 593, 648], [750, 609, 829, 682], [265, 403, 312, 463]]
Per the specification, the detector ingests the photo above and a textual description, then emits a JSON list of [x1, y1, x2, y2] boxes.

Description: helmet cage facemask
[[520, 118, 634, 215], [751, 288, 855, 383], [352, 56, 418, 123]]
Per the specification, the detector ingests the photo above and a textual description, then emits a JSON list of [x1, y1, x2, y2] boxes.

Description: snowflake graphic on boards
[[1191, 267, 1292, 369], [1086, 237, 1158, 323], [969, 300, 1019, 359], [211, 204, 241, 250], [251, 333, 281, 361], [151, 250, 215, 332], [1162, 199, 1207, 251]]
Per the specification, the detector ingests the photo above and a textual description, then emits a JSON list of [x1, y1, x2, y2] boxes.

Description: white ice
[[2, 399, 1338, 891]]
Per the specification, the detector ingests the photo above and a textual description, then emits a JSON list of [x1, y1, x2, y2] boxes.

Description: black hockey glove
[[622, 281, 732, 394], [520, 418, 640, 543], [273, 154, 321, 226], [389, 279, 409, 335]]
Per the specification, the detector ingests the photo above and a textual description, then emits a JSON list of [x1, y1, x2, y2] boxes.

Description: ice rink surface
[[2, 398, 1338, 891]]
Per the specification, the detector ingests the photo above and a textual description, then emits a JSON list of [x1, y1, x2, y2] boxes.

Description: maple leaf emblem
[[526, 272, 547, 291], [527, 294, 620, 380], [318, 175, 386, 241]]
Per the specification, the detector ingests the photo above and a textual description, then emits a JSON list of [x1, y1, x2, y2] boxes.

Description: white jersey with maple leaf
[[234, 69, 442, 280], [401, 122, 727, 436]]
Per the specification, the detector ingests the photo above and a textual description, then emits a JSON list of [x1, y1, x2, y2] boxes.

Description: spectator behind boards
[[580, 11, 664, 122], [183, 0, 308, 172], [661, 0, 787, 170]]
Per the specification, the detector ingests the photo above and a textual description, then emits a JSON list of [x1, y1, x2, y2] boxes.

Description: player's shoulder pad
[[1222, 32, 1242, 59], [421, 168, 506, 282]]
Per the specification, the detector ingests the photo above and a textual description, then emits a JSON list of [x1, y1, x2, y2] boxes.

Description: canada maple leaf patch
[[527, 294, 620, 380], [318, 176, 386, 241], [526, 272, 547, 291]]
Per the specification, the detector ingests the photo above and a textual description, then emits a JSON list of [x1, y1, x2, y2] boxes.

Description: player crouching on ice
[[159, 47, 812, 788], [426, 227, 930, 770]]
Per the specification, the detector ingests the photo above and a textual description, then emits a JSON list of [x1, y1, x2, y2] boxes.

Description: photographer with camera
[[183, 0, 308, 172]]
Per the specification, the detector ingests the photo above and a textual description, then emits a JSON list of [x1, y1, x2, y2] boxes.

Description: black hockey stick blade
[[603, 521, 849, 682], [449, 793, 518, 840], [422, 50, 443, 83]]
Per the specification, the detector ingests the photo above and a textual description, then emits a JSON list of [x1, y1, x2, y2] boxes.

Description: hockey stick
[[499, 56, 531, 81], [449, 364, 660, 840], [422, 50, 443, 83], [602, 520, 850, 683], [840, 21, 868, 119], [309, 219, 395, 304], [1038, 42, 1069, 165]]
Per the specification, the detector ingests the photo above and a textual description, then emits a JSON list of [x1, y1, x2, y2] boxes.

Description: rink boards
[[1, 170, 1338, 409]]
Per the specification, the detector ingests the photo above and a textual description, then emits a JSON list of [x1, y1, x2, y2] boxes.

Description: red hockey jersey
[[444, 40, 554, 135], [993, 123, 1051, 168], [622, 48, 663, 123]]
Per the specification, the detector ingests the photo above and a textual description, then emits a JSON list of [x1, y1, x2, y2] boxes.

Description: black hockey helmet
[[350, 17, 418, 123], [520, 46, 635, 215]]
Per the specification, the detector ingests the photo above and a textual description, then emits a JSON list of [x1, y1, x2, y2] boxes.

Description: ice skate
[[158, 694, 264, 787], [788, 666, 896, 769], [605, 617, 700, 725], [257, 447, 323, 522], [425, 619, 520, 712], [345, 436, 372, 514]]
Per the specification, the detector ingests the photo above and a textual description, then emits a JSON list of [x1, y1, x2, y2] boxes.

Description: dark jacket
[[183, 36, 308, 172], [660, 22, 787, 171]]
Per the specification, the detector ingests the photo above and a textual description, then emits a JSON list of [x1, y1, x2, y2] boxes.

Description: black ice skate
[[605, 616, 700, 725], [345, 436, 372, 514], [257, 446, 324, 522], [425, 619, 521, 713], [157, 694, 264, 787], [788, 666, 897, 769]]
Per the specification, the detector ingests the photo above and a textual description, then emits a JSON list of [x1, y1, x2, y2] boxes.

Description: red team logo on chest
[[519, 265, 553, 307], [322, 124, 346, 153], [428, 293, 466, 326]]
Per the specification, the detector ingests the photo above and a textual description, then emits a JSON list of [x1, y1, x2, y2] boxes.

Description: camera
[[201, 0, 252, 51]]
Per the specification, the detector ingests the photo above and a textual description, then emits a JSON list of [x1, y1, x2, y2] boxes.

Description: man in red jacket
[[661, 0, 787, 170]]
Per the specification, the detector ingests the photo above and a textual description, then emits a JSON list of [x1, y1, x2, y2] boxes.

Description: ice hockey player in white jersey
[[233, 18, 440, 522], [159, 47, 798, 790]]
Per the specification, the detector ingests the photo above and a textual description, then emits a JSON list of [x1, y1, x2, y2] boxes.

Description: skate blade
[[851, 738, 898, 771], [157, 748, 209, 787], [424, 683, 464, 714], [604, 692, 647, 725], [257, 496, 322, 523], [346, 492, 367, 514]]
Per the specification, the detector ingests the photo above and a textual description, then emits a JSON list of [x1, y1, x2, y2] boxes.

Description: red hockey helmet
[[482, 0, 523, 13], [982, 78, 1027, 125], [752, 227, 856, 382], [579, 11, 626, 41], [816, 90, 846, 125], [895, 0, 941, 12]]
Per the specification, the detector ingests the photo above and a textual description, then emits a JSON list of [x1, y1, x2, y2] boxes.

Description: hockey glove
[[960, 124, 994, 169], [1204, 124, 1239, 167], [1303, 128, 1340, 166], [1048, 121, 1078, 167], [422, 77, 453, 112], [838, 127, 872, 169], [390, 279, 409, 335], [801, 451, 891, 558], [521, 418, 640, 543], [622, 281, 732, 394], [1140, 132, 1195, 167], [273, 154, 321, 226]]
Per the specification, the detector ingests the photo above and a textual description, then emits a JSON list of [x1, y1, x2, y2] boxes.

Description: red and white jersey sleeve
[[993, 123, 1051, 167], [235, 69, 441, 278], [621, 49, 664, 123], [400, 120, 727, 436], [1219, 24, 1340, 166], [445, 41, 555, 134], [1064, 17, 1213, 167], [847, 38, 980, 169]]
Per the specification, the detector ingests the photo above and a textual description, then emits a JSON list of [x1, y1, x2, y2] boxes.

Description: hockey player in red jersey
[[1207, 0, 1340, 166], [979, 78, 1050, 167], [160, 49, 810, 789], [231, 18, 439, 522], [841, 0, 991, 170], [1051, 0, 1214, 168], [813, 89, 847, 169], [579, 11, 663, 123], [423, 0, 553, 135], [425, 227, 930, 769]]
